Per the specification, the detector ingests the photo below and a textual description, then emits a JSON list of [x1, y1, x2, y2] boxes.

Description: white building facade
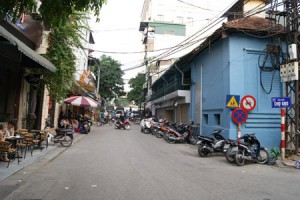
[[139, 0, 236, 111]]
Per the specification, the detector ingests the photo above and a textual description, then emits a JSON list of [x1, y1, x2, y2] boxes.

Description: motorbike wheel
[[188, 137, 197, 145], [156, 130, 163, 138], [163, 131, 169, 141], [151, 128, 156, 135], [235, 148, 245, 166], [144, 128, 150, 134], [167, 135, 176, 144], [60, 135, 73, 147], [108, 120, 112, 126], [225, 147, 235, 163], [198, 144, 210, 157], [134, 118, 141, 124], [114, 123, 119, 129], [125, 124, 131, 130], [256, 149, 269, 164]]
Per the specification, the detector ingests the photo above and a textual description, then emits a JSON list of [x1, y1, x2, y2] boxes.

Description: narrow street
[[1, 124, 300, 200]]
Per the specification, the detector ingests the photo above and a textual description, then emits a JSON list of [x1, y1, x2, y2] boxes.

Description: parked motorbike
[[97, 115, 113, 126], [163, 122, 178, 140], [115, 118, 131, 130], [140, 118, 152, 134], [197, 129, 229, 157], [233, 133, 269, 166], [47, 128, 74, 147], [150, 121, 161, 136], [78, 116, 92, 134], [165, 124, 195, 144], [129, 114, 142, 124], [155, 121, 171, 138], [224, 139, 238, 163]]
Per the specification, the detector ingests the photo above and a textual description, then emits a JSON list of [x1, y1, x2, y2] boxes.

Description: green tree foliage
[[127, 73, 146, 106], [43, 14, 85, 101], [93, 55, 125, 99], [114, 98, 129, 108], [0, 0, 106, 27]]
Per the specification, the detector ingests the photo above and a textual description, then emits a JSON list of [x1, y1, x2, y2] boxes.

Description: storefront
[[0, 24, 56, 130]]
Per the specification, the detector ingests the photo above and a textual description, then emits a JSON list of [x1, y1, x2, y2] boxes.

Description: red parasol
[[63, 96, 99, 107]]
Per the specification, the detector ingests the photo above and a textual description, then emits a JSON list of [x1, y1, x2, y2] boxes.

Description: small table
[[5, 136, 25, 161], [5, 136, 25, 148]]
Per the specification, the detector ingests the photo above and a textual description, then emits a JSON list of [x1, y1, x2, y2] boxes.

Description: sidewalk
[[276, 155, 300, 168], [0, 132, 85, 181]]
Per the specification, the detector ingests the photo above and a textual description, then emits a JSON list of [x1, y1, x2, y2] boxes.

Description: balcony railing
[[150, 78, 190, 101]]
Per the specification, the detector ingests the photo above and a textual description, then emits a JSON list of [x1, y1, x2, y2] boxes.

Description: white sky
[[89, 0, 144, 83], [89, 0, 237, 91]]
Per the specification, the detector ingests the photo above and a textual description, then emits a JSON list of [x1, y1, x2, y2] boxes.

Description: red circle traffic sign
[[232, 107, 248, 124], [241, 95, 256, 111]]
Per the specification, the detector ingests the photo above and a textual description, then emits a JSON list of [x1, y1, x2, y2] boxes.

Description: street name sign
[[271, 97, 291, 108]]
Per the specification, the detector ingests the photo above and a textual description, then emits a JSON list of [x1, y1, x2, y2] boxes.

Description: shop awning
[[76, 80, 96, 93], [0, 25, 56, 72], [74, 81, 88, 94], [73, 81, 99, 101]]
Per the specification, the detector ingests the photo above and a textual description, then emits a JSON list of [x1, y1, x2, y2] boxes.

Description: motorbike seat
[[198, 135, 214, 141], [55, 128, 73, 133], [238, 141, 250, 146]]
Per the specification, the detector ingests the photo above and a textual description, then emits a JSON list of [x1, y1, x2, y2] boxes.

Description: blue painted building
[[150, 17, 285, 149]]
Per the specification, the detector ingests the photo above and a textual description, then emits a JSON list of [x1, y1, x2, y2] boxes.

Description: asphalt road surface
[[1, 124, 300, 200]]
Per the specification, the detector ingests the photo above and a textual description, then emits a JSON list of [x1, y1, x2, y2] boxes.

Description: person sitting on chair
[[6, 120, 15, 137], [60, 117, 69, 128], [0, 124, 9, 162], [71, 119, 79, 129]]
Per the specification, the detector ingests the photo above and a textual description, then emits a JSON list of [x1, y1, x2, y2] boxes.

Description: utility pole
[[142, 25, 155, 116], [283, 0, 299, 154], [143, 25, 149, 115], [97, 63, 100, 94]]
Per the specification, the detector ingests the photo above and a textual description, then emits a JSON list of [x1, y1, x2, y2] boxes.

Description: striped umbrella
[[63, 96, 99, 107]]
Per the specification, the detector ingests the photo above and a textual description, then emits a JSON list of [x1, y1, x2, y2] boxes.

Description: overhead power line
[[121, 4, 250, 71], [92, 18, 213, 33], [176, 0, 218, 12], [113, 0, 280, 72]]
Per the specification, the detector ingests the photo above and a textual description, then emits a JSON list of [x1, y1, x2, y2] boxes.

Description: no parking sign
[[231, 107, 248, 124]]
